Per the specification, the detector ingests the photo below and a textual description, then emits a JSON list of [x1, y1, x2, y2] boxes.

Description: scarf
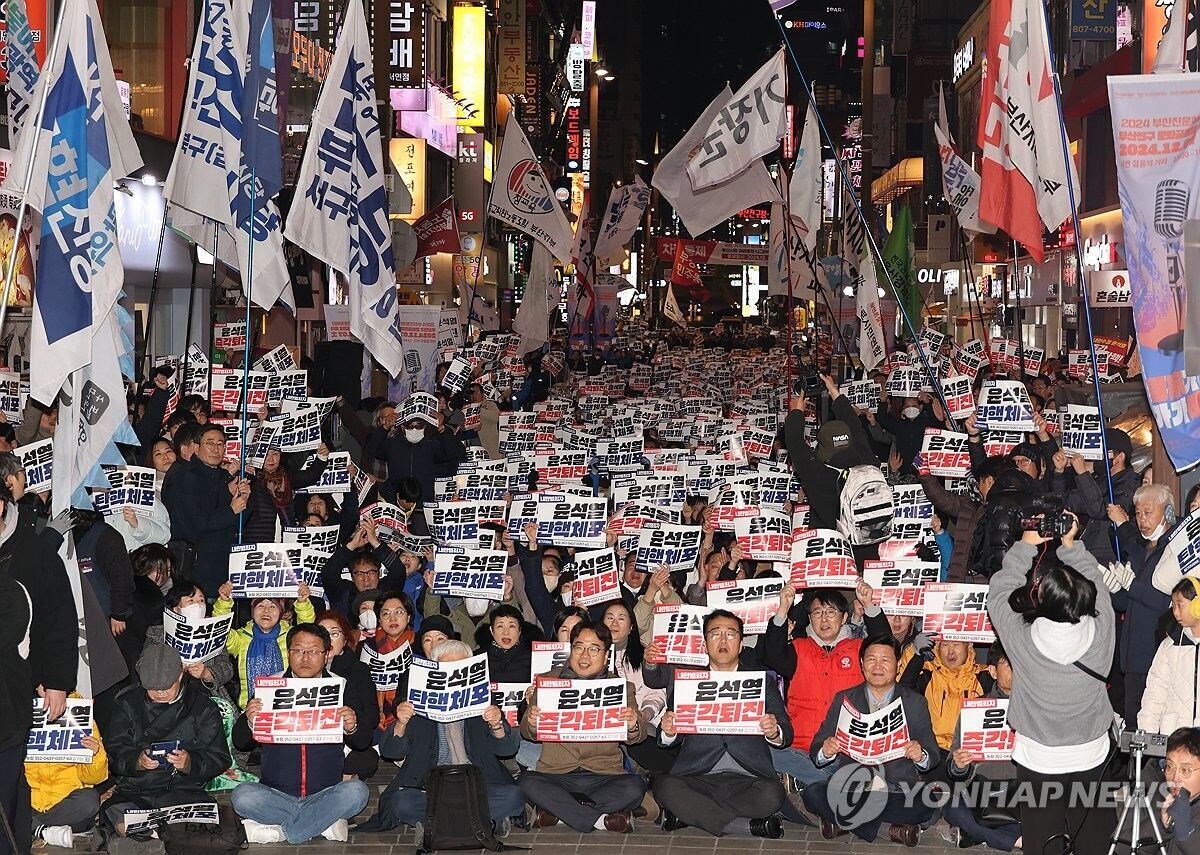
[[437, 720, 470, 766], [264, 466, 293, 517], [376, 629, 415, 729], [245, 622, 283, 699]]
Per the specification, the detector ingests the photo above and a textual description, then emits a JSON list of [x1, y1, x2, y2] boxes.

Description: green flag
[[881, 205, 920, 333]]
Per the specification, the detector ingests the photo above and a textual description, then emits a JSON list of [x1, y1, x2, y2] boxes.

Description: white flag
[[686, 49, 787, 190], [935, 86, 995, 237], [513, 243, 560, 354], [843, 190, 886, 370], [164, 0, 293, 313], [769, 106, 825, 299], [1152, 0, 1198, 73], [284, 0, 402, 375], [5, 0, 39, 148], [792, 102, 822, 241], [653, 85, 781, 238], [663, 282, 687, 327], [489, 113, 576, 263], [457, 278, 500, 331], [593, 177, 651, 266]]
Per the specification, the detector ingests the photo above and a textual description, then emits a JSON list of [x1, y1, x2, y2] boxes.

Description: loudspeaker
[[312, 341, 364, 407]]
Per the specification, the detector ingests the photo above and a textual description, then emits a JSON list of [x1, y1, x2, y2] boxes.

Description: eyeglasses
[[351, 570, 378, 578], [705, 629, 741, 641], [325, 629, 344, 638], [288, 647, 326, 659], [571, 643, 605, 656], [201, 438, 226, 448], [809, 607, 843, 620], [1167, 761, 1199, 777]]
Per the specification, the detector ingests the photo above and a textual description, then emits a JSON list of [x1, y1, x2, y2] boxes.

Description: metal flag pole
[[768, 15, 955, 422], [781, 163, 796, 391], [137, 208, 170, 382], [179, 243, 200, 395], [237, 170, 257, 543], [207, 222, 220, 396], [0, 0, 71, 341]]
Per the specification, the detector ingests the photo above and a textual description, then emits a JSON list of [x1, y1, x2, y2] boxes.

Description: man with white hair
[[357, 638, 524, 837]]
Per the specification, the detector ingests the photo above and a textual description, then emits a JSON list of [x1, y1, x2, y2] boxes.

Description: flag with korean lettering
[[5, 0, 39, 146], [593, 176, 651, 266], [163, 610, 234, 664], [935, 84, 995, 237], [251, 677, 344, 743], [26, 699, 94, 763], [705, 578, 785, 635], [863, 560, 940, 616], [431, 548, 508, 601], [920, 429, 971, 479], [360, 641, 412, 691], [569, 548, 621, 607], [959, 698, 1015, 761], [790, 528, 857, 588], [242, 0, 282, 210], [650, 603, 709, 666], [923, 583, 994, 642], [535, 676, 628, 742], [686, 48, 786, 190], [842, 189, 887, 370], [284, 0, 402, 374], [407, 652, 491, 723], [672, 670, 766, 736], [1060, 404, 1103, 461], [835, 696, 910, 764], [163, 0, 293, 313]]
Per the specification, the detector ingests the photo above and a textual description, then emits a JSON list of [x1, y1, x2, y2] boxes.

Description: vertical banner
[[497, 0, 525, 94], [391, 304, 442, 397]]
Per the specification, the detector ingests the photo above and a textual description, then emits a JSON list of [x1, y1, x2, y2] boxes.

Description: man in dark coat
[[1050, 427, 1141, 566], [375, 415, 465, 504], [0, 530, 33, 855]]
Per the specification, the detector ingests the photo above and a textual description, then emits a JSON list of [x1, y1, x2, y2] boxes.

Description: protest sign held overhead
[[408, 652, 492, 723]]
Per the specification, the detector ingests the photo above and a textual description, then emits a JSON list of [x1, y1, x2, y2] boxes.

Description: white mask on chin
[[560, 587, 574, 607], [543, 574, 559, 592], [1146, 521, 1167, 541]]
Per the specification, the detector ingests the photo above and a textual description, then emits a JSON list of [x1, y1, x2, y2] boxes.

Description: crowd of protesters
[[1, 322, 1199, 855]]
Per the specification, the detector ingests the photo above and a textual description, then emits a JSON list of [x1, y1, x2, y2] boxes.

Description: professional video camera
[[1017, 495, 1074, 539]]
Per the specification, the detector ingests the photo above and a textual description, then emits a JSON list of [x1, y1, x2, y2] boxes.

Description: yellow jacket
[[24, 697, 109, 813], [899, 644, 988, 750], [212, 597, 317, 708]]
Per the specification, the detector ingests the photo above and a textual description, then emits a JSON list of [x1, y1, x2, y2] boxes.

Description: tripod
[[1107, 740, 1168, 855]]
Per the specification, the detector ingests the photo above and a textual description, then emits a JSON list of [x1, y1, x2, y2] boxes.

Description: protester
[[375, 413, 466, 503], [1162, 727, 1200, 855], [26, 693, 108, 849], [226, 624, 369, 844], [0, 537, 32, 855], [361, 592, 416, 737], [479, 604, 533, 682], [213, 583, 317, 708], [143, 577, 236, 705], [1140, 578, 1200, 736], [243, 445, 330, 544], [898, 637, 989, 751], [1050, 427, 1139, 565]]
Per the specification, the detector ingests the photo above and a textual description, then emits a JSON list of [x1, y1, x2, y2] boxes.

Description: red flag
[[670, 239, 705, 287], [412, 196, 462, 258]]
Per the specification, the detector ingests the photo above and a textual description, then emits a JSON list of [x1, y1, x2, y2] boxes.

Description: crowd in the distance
[[1, 322, 1198, 855]]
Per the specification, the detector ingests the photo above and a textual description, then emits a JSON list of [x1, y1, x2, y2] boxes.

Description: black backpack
[[418, 764, 521, 854]]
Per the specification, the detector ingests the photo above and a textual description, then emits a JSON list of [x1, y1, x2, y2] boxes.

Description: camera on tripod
[[1018, 495, 1074, 538]]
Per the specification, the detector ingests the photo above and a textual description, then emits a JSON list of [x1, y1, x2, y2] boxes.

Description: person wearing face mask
[[1049, 426, 1140, 566], [142, 578, 236, 706], [375, 411, 466, 505], [352, 589, 380, 645], [361, 593, 417, 739], [108, 444, 173, 551], [1102, 482, 1178, 725], [100, 645, 229, 840], [421, 556, 519, 645], [868, 392, 941, 471], [516, 523, 572, 636]]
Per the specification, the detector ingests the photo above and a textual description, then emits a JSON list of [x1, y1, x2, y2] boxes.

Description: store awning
[[1063, 44, 1134, 119], [871, 157, 924, 205]]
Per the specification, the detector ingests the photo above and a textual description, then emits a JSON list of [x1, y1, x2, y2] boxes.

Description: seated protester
[[230, 623, 371, 844], [142, 577, 236, 706], [243, 445, 330, 545], [391, 477, 431, 537], [1162, 727, 1200, 855], [942, 643, 1021, 852], [1140, 578, 1200, 737], [320, 520, 409, 621], [803, 635, 942, 846], [764, 581, 890, 785], [415, 614, 456, 658], [361, 592, 416, 738], [101, 645, 230, 838], [316, 611, 380, 781], [351, 588, 381, 646], [479, 604, 533, 682], [519, 622, 646, 833], [27, 693, 108, 849], [515, 522, 575, 636], [652, 609, 792, 839], [553, 607, 591, 643], [632, 564, 684, 649], [898, 638, 989, 752], [421, 565, 518, 646], [214, 583, 317, 708], [602, 602, 667, 771], [357, 639, 524, 836]]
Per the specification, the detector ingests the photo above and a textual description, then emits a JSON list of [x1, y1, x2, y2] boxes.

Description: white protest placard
[[361, 501, 410, 539], [595, 437, 646, 474], [920, 429, 971, 478], [841, 379, 882, 411], [490, 682, 527, 727], [432, 548, 509, 601], [124, 804, 219, 836], [213, 321, 247, 351], [635, 522, 704, 573], [281, 525, 340, 551], [862, 560, 940, 617], [530, 640, 570, 681], [708, 478, 762, 531], [407, 652, 492, 722], [425, 500, 507, 546], [569, 548, 621, 607], [705, 578, 786, 635], [940, 376, 975, 420], [672, 670, 766, 735], [922, 583, 994, 642], [953, 348, 985, 382], [91, 466, 159, 517], [250, 677, 344, 744], [266, 370, 308, 407], [441, 354, 474, 394], [1165, 509, 1200, 578], [959, 698, 1015, 761], [983, 430, 1024, 458], [534, 493, 608, 548], [835, 696, 910, 764], [650, 603, 709, 666], [26, 699, 94, 763], [15, 438, 53, 494], [163, 611, 234, 664], [790, 528, 858, 588], [535, 451, 590, 485], [535, 676, 628, 742], [0, 372, 21, 422], [1061, 404, 1103, 461], [275, 408, 322, 453], [254, 344, 297, 374], [733, 509, 791, 562], [975, 380, 1036, 432], [360, 641, 413, 691], [228, 544, 323, 599], [295, 452, 351, 494], [891, 483, 934, 531], [887, 366, 923, 398]]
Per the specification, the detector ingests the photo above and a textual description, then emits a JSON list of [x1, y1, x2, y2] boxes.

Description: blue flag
[[240, 0, 283, 218]]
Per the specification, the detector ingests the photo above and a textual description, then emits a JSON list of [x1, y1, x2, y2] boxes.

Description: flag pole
[[768, 13, 954, 422], [137, 205, 171, 383], [179, 243, 200, 395], [207, 223, 220, 397], [0, 0, 71, 343], [237, 170, 257, 543], [781, 165, 796, 393]]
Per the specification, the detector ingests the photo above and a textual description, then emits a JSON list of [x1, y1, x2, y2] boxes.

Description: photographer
[[1049, 427, 1140, 565], [988, 510, 1117, 854]]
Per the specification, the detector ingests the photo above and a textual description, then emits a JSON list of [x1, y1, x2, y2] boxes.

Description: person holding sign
[[213, 584, 317, 709], [897, 638, 990, 752], [803, 635, 941, 845], [25, 693, 108, 849], [143, 578, 236, 707], [1049, 426, 1139, 566], [357, 639, 524, 837], [519, 623, 646, 834], [989, 512, 1116, 855], [243, 445, 331, 545], [230, 624, 372, 844], [652, 610, 792, 839], [100, 645, 229, 840], [316, 611, 380, 781], [375, 410, 467, 504], [361, 593, 417, 738]]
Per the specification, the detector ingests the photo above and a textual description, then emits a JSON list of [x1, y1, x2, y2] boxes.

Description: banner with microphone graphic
[[1108, 74, 1200, 471]]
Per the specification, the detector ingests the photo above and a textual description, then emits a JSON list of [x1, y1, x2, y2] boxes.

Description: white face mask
[[543, 573, 559, 592], [1146, 520, 1167, 541], [560, 587, 574, 607], [404, 428, 425, 443], [358, 611, 378, 632], [178, 603, 206, 623], [464, 597, 490, 617], [903, 406, 921, 419]]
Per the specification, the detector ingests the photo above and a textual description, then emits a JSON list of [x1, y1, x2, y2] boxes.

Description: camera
[[1018, 495, 1073, 538], [793, 366, 822, 398]]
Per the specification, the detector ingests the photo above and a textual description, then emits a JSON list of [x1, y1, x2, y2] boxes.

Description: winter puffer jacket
[[25, 694, 109, 812], [212, 597, 318, 708], [1139, 624, 1200, 737], [899, 644, 991, 750], [970, 470, 1039, 578]]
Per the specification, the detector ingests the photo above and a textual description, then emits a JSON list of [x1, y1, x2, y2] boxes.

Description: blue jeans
[[380, 783, 525, 826], [943, 804, 1021, 851], [771, 747, 833, 785], [231, 781, 369, 844]]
